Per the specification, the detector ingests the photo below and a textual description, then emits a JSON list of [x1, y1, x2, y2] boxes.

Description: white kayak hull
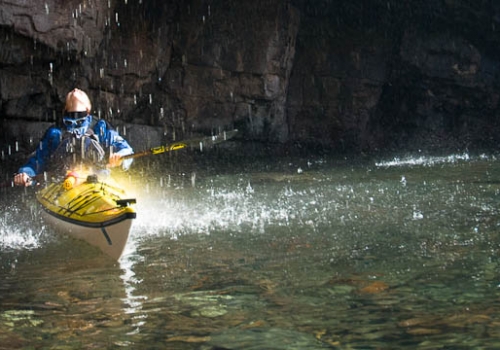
[[40, 209, 133, 260]]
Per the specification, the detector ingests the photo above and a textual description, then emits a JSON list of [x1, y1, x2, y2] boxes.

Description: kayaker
[[13, 88, 134, 186]]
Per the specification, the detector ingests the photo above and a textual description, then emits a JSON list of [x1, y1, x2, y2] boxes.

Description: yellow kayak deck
[[37, 174, 136, 227], [36, 174, 136, 259]]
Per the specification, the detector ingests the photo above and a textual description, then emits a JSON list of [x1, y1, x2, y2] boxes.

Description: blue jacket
[[18, 119, 134, 177]]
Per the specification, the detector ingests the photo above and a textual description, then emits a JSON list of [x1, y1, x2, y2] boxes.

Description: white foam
[[375, 152, 474, 167], [0, 226, 42, 251]]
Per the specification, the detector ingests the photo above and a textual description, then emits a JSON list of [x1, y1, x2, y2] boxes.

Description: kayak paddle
[[122, 129, 238, 160]]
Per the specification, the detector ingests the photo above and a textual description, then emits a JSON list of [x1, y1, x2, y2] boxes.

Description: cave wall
[[1, 0, 500, 154]]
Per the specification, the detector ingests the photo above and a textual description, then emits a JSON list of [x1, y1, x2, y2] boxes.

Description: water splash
[[0, 230, 42, 251], [0, 210, 44, 251], [129, 173, 345, 240], [376, 152, 475, 167]]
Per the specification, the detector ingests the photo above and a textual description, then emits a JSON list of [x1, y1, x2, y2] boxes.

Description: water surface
[[1, 152, 500, 349]]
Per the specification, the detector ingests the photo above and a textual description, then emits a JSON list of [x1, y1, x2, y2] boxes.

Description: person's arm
[[15, 127, 62, 185], [93, 120, 134, 170]]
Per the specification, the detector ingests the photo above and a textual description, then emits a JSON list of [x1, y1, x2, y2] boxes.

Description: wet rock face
[[0, 1, 107, 54], [1, 0, 500, 153]]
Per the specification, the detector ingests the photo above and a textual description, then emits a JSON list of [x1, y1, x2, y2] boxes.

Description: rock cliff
[[1, 0, 499, 154]]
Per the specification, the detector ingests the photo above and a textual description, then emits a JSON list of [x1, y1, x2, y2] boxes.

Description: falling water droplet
[[45, 3, 49, 15], [191, 172, 196, 188], [246, 182, 254, 194], [400, 176, 407, 186], [48, 63, 54, 85], [248, 105, 253, 131]]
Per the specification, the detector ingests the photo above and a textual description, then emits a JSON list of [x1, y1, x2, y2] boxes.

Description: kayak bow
[[36, 173, 136, 259]]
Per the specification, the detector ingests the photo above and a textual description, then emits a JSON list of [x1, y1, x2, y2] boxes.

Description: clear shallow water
[[1, 152, 500, 349]]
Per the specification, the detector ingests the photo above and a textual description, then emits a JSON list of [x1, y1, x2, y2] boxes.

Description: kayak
[[36, 172, 136, 260], [31, 129, 237, 259]]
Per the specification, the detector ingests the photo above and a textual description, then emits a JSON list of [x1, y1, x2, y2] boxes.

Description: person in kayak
[[13, 88, 134, 186]]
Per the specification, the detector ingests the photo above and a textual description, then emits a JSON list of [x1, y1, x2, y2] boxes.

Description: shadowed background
[[1, 0, 499, 157]]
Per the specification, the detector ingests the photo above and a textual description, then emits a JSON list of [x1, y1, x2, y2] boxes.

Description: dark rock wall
[[1, 0, 499, 154]]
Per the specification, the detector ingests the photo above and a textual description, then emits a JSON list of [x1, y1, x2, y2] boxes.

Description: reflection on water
[[2, 152, 500, 348]]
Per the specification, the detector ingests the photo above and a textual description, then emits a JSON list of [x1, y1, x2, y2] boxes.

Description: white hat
[[65, 88, 92, 113]]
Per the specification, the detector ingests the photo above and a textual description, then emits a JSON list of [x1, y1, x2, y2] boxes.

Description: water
[[2, 152, 500, 349]]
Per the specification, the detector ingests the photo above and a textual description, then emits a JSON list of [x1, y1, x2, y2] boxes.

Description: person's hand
[[14, 172, 32, 187], [108, 153, 123, 168]]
